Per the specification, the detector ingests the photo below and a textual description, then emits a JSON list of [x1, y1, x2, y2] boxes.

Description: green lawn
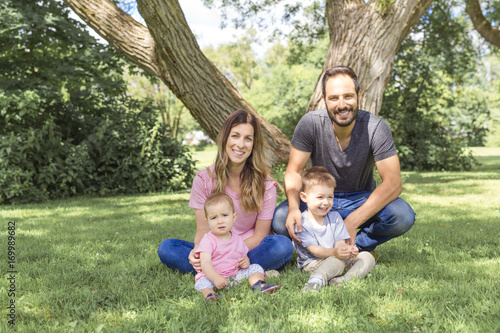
[[1, 149, 499, 332]]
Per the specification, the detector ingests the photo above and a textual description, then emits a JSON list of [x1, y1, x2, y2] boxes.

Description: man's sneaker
[[205, 293, 221, 301], [251, 280, 281, 294], [302, 282, 321, 293], [370, 250, 379, 262]]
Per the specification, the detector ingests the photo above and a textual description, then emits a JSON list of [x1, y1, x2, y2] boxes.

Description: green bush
[[0, 96, 194, 204], [81, 100, 195, 196], [0, 0, 194, 204]]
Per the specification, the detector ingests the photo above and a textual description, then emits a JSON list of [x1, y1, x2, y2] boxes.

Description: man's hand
[[286, 208, 303, 243], [213, 275, 229, 289], [188, 249, 201, 272], [238, 256, 250, 269]]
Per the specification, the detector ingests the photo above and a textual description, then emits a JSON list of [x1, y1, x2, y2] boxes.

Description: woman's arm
[[188, 209, 210, 272], [193, 209, 210, 248], [243, 218, 271, 251]]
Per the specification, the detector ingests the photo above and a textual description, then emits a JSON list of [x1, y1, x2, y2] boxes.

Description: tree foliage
[[0, 0, 194, 204], [380, 0, 490, 170]]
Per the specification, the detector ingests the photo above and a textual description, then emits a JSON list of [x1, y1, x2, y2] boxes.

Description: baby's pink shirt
[[195, 231, 248, 281], [189, 165, 278, 240]]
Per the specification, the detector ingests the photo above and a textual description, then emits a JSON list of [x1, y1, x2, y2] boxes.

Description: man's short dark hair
[[321, 66, 361, 98]]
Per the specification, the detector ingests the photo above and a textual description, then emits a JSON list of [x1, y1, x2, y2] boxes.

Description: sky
[[179, 0, 240, 49]]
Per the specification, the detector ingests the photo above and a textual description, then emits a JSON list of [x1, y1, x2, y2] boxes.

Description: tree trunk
[[307, 0, 434, 115], [63, 0, 290, 165]]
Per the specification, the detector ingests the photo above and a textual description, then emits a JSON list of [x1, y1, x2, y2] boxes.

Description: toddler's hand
[[336, 245, 352, 259], [350, 246, 359, 258]]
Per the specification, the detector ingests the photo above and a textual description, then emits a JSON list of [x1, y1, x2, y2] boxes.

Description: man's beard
[[327, 105, 358, 127]]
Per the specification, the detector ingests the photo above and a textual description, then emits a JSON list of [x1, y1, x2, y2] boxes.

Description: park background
[[1, 0, 499, 331]]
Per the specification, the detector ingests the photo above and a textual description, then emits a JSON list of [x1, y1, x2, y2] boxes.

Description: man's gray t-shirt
[[291, 109, 397, 193], [293, 210, 350, 269]]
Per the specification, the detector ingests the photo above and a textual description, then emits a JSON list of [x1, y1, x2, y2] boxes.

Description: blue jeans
[[271, 191, 415, 252], [157, 234, 293, 275]]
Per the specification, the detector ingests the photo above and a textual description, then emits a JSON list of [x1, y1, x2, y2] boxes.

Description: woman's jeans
[[158, 234, 293, 275], [271, 191, 415, 252]]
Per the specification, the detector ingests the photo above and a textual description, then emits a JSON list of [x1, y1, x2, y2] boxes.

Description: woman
[[158, 110, 293, 274]]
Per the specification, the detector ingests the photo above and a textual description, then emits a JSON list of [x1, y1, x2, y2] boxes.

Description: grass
[[189, 145, 217, 171], [1, 149, 499, 332]]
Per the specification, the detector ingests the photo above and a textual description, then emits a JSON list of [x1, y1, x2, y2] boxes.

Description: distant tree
[[125, 71, 186, 139], [203, 30, 259, 90]]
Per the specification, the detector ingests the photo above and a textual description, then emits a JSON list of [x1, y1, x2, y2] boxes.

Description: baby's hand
[[350, 246, 359, 257], [214, 276, 229, 289], [238, 256, 250, 269]]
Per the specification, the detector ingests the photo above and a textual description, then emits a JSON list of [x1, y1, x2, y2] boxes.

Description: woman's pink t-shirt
[[188, 165, 278, 240], [195, 231, 248, 281]]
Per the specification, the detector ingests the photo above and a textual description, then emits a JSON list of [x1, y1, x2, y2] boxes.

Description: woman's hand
[[188, 249, 201, 272]]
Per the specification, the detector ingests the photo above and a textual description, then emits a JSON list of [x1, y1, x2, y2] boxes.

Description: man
[[272, 66, 415, 253]]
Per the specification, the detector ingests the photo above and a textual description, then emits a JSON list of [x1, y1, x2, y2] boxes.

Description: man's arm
[[284, 146, 311, 243], [343, 154, 403, 244]]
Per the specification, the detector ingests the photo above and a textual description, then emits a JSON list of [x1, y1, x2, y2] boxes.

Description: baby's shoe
[[251, 280, 281, 294], [205, 293, 222, 301]]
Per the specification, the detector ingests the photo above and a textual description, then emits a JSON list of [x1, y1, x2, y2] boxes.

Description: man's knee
[[271, 200, 290, 237], [387, 198, 416, 235]]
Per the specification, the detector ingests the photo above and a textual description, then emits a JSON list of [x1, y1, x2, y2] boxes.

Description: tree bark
[[63, 0, 290, 165], [466, 0, 500, 48], [307, 0, 434, 115]]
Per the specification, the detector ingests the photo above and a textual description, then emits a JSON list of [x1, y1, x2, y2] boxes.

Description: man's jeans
[[158, 235, 293, 275], [271, 191, 415, 252]]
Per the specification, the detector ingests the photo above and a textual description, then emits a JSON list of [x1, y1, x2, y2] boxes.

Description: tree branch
[[63, 0, 160, 76], [466, 0, 500, 48], [63, 0, 291, 165]]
